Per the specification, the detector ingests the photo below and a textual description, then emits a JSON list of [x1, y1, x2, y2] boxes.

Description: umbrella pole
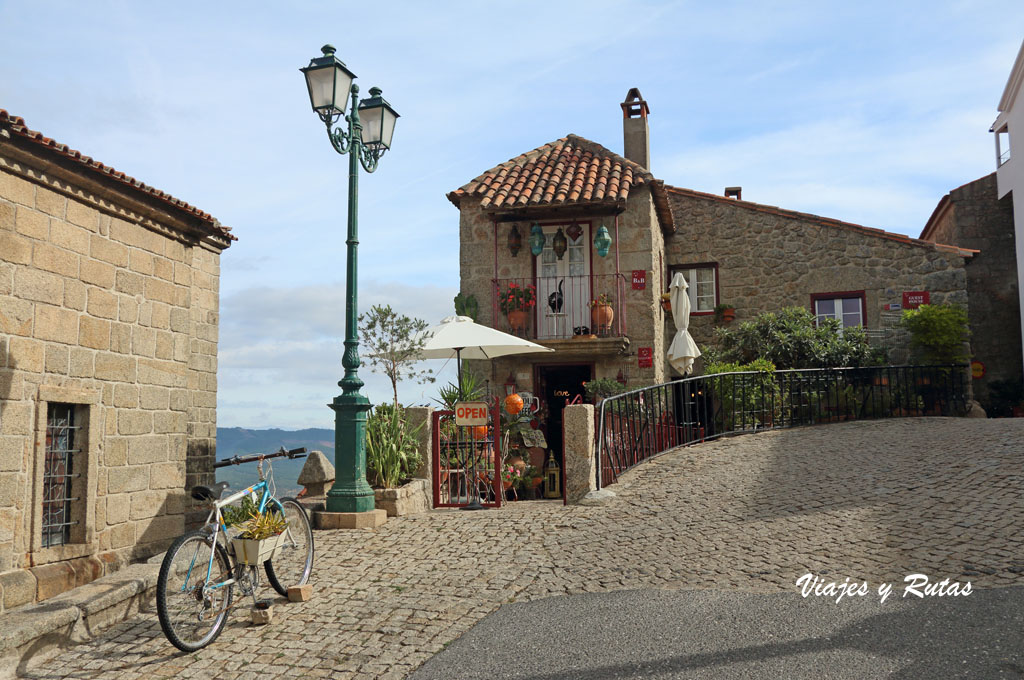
[[458, 347, 486, 511]]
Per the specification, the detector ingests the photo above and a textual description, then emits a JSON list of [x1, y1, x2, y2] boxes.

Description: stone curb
[[0, 560, 162, 679]]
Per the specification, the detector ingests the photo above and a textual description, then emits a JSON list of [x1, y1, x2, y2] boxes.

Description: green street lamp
[[301, 44, 399, 514]]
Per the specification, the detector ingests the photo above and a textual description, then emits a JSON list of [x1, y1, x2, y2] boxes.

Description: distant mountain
[[215, 427, 334, 499]]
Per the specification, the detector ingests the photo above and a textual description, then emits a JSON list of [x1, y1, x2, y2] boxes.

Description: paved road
[[16, 418, 1024, 679]]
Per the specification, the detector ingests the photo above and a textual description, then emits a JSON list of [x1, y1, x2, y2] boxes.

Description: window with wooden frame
[[812, 291, 866, 329], [668, 263, 718, 314]]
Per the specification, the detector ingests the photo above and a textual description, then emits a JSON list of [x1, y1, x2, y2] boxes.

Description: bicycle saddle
[[190, 481, 230, 501]]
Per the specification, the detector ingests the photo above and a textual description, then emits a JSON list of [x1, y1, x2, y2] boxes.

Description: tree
[[358, 305, 434, 405], [900, 303, 970, 365]]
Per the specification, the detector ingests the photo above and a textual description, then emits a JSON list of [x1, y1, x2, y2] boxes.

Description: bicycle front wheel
[[157, 530, 233, 652], [265, 497, 314, 597]]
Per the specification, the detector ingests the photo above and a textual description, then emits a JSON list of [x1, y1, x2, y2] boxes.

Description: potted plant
[[231, 508, 287, 566], [714, 303, 736, 323], [499, 282, 536, 334], [660, 292, 672, 312], [588, 293, 614, 335]]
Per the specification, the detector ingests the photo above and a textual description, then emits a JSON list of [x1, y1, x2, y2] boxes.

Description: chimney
[[724, 187, 742, 200], [621, 88, 650, 170]]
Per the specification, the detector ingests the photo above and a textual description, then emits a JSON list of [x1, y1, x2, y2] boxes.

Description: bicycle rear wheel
[[157, 529, 233, 652], [265, 497, 314, 597]]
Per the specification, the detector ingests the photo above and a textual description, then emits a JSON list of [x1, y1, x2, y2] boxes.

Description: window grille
[[42, 404, 80, 548]]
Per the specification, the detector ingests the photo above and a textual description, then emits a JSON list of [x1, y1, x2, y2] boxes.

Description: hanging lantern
[[507, 224, 522, 257], [529, 223, 545, 256], [504, 372, 517, 396], [552, 227, 568, 260], [565, 221, 583, 242], [544, 451, 561, 498], [594, 224, 612, 257]]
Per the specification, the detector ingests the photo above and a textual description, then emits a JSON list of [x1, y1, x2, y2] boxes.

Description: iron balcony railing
[[595, 364, 969, 489], [491, 273, 628, 340]]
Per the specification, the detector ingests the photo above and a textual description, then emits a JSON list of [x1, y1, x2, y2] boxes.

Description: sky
[[1, 1, 1022, 429]]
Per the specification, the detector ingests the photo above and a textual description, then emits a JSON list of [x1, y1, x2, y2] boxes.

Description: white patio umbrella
[[666, 272, 701, 375], [414, 315, 554, 387]]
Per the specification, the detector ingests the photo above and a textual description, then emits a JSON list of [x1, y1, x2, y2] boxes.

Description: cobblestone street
[[18, 418, 1024, 679]]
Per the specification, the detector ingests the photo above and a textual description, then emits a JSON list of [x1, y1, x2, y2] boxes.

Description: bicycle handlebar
[[213, 446, 308, 469]]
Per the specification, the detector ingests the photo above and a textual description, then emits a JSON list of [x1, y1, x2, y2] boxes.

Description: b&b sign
[[454, 402, 488, 426]]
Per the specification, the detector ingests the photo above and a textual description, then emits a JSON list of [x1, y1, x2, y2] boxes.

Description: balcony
[[491, 274, 629, 347]]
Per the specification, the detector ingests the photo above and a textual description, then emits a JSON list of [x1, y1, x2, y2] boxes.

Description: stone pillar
[[562, 404, 596, 503], [406, 406, 433, 481]]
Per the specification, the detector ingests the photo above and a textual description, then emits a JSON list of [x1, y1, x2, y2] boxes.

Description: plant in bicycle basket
[[236, 508, 287, 540], [499, 282, 537, 314]]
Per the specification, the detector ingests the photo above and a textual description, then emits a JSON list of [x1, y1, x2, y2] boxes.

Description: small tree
[[358, 305, 434, 406], [900, 303, 970, 365]]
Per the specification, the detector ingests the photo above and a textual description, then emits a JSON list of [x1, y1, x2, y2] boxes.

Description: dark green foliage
[[453, 292, 479, 320], [433, 369, 485, 410], [900, 303, 970, 365], [359, 304, 435, 406], [704, 307, 875, 369], [984, 378, 1023, 418], [583, 378, 628, 402]]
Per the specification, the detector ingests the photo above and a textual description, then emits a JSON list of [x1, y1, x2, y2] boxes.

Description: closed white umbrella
[[666, 273, 701, 375], [414, 315, 554, 385]]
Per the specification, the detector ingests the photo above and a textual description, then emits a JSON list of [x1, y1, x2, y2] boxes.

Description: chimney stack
[[724, 187, 742, 200], [621, 88, 650, 171]]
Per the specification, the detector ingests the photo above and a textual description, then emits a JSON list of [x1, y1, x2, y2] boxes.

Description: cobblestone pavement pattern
[[18, 418, 1024, 679]]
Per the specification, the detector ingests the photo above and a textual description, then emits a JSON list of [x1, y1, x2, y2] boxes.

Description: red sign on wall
[[902, 291, 930, 309], [638, 347, 653, 368], [632, 270, 646, 290]]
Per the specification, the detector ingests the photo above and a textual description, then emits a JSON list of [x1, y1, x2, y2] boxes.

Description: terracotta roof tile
[[449, 134, 653, 210], [0, 109, 235, 242]]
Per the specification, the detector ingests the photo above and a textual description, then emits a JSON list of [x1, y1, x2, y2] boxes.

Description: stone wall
[[664, 188, 971, 374], [921, 174, 1021, 407], [0, 138, 229, 611]]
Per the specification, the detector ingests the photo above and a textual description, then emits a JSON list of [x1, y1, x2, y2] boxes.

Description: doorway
[[535, 363, 592, 493]]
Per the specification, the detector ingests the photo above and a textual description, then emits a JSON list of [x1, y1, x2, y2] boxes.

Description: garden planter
[[507, 310, 528, 334], [591, 304, 614, 334], [232, 532, 286, 566], [374, 478, 430, 517]]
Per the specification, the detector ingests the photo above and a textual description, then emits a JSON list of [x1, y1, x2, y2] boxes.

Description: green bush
[[584, 377, 628, 402], [900, 303, 970, 365], [704, 307, 876, 369], [705, 358, 779, 430], [365, 404, 424, 488]]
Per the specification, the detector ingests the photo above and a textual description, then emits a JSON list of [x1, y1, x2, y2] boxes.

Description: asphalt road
[[410, 586, 1024, 679]]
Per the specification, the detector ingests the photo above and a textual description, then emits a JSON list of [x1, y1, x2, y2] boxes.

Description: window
[[42, 403, 80, 548], [996, 127, 1011, 167], [670, 264, 717, 313], [812, 292, 865, 328]]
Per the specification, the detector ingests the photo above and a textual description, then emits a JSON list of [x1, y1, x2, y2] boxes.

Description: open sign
[[454, 402, 489, 426]]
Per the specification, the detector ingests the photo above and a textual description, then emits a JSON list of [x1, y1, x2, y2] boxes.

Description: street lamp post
[[301, 45, 399, 513]]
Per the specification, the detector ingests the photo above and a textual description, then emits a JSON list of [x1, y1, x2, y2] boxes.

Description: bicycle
[[156, 446, 315, 651]]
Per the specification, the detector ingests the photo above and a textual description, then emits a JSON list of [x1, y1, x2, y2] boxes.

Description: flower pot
[[716, 308, 736, 323], [232, 532, 286, 566], [590, 304, 614, 335], [660, 299, 672, 312], [507, 310, 528, 334]]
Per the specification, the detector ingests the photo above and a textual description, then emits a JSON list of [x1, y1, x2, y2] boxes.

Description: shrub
[[365, 404, 424, 488], [704, 307, 875, 369], [584, 377, 628, 402], [900, 303, 970, 366]]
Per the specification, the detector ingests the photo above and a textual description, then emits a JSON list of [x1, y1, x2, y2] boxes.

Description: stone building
[[0, 110, 233, 612], [920, 173, 1020, 410], [449, 90, 971, 470]]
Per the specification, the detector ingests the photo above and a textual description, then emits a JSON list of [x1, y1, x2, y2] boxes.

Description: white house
[[992, 39, 1024, 381]]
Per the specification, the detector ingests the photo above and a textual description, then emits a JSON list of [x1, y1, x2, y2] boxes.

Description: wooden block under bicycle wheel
[[288, 584, 313, 602]]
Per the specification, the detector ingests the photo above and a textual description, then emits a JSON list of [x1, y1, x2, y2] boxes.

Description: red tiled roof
[[0, 109, 235, 242], [665, 185, 976, 258], [448, 134, 674, 232], [448, 134, 648, 209]]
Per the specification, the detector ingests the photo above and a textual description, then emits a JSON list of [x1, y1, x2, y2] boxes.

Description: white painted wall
[[994, 41, 1024, 385]]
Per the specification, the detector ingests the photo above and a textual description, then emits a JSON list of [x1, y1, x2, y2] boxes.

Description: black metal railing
[[595, 365, 969, 489]]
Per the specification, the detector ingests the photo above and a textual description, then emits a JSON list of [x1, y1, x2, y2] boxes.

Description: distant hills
[[215, 427, 334, 499]]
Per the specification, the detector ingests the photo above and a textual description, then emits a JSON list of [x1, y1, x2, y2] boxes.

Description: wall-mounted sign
[[971, 360, 986, 379], [632, 270, 646, 290], [638, 347, 653, 368], [902, 291, 930, 309], [454, 402, 489, 426], [884, 302, 902, 312]]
